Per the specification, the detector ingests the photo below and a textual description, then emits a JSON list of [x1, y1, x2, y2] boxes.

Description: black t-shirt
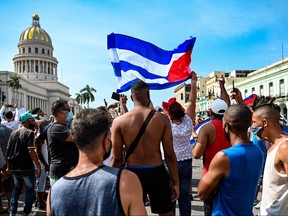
[[6, 127, 35, 171], [47, 122, 78, 179]]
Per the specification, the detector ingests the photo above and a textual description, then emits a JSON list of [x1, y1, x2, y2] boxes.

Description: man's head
[[51, 100, 70, 123], [20, 111, 37, 130], [209, 98, 228, 119], [31, 107, 44, 119], [251, 96, 280, 140], [223, 104, 252, 142], [5, 111, 14, 122], [71, 109, 111, 157], [131, 80, 150, 106]]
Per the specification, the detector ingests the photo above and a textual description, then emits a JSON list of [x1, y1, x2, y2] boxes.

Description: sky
[[1, 0, 288, 109]]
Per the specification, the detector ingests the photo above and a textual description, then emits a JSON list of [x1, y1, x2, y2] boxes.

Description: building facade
[[0, 14, 79, 116], [174, 58, 288, 117]]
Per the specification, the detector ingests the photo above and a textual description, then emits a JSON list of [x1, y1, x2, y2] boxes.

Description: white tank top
[[260, 139, 288, 215]]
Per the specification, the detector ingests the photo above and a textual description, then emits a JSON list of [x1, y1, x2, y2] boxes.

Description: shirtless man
[[251, 97, 288, 215], [110, 80, 179, 216]]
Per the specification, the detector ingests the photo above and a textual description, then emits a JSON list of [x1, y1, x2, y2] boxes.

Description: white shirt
[[260, 139, 288, 215], [171, 114, 194, 161]]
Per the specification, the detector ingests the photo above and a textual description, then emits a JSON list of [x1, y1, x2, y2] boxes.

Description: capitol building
[[0, 14, 79, 116]]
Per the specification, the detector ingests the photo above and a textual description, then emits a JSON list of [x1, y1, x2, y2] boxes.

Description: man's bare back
[[111, 106, 174, 167]]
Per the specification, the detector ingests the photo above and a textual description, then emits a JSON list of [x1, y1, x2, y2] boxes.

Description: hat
[[20, 112, 37, 123], [210, 99, 227, 115]]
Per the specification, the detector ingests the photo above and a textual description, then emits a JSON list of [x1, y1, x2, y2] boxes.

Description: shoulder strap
[[124, 109, 156, 164]]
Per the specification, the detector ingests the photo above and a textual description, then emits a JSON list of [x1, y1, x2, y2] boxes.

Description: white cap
[[210, 98, 227, 115]]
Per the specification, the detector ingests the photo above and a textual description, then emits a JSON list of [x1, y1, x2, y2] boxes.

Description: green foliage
[[75, 84, 97, 108]]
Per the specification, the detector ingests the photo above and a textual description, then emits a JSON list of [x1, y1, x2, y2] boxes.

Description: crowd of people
[[0, 73, 287, 216]]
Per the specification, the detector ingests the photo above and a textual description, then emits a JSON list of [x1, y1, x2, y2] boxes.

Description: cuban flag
[[244, 94, 257, 105], [107, 33, 196, 93], [190, 118, 212, 145]]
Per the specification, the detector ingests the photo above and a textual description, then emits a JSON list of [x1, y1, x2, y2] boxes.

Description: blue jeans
[[173, 159, 192, 216], [10, 170, 36, 214]]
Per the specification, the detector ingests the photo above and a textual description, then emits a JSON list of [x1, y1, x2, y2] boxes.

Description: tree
[[75, 93, 83, 105], [79, 84, 96, 108], [6, 73, 22, 104], [7, 73, 22, 90]]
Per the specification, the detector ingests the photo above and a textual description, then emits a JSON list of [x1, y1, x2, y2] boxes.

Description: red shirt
[[202, 119, 231, 176]]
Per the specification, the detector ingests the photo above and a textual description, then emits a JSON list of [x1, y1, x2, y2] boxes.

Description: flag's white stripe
[[117, 69, 174, 89], [109, 48, 185, 77]]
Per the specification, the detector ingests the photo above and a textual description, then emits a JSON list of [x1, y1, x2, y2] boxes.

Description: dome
[[19, 14, 52, 46]]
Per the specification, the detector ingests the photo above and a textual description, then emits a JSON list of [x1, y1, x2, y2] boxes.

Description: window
[[47, 50, 50, 56], [280, 79, 285, 96], [260, 85, 264, 96], [28, 47, 31, 53], [252, 87, 255, 94], [22, 48, 25, 53], [269, 82, 274, 96], [42, 49, 45, 54], [35, 48, 38, 53], [244, 89, 248, 98], [181, 93, 183, 100], [35, 65, 38, 73]]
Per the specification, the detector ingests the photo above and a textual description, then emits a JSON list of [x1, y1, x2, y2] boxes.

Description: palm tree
[[80, 84, 96, 108], [6, 73, 22, 104], [75, 93, 83, 105]]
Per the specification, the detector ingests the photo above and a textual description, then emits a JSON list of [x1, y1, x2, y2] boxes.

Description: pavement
[[0, 158, 260, 215]]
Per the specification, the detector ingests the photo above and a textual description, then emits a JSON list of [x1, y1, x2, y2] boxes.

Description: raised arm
[[218, 75, 230, 107], [230, 88, 245, 105], [186, 73, 197, 121]]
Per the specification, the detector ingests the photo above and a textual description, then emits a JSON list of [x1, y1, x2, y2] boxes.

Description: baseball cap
[[210, 98, 228, 115], [20, 112, 38, 123]]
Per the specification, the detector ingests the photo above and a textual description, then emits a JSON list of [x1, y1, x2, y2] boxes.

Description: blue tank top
[[50, 165, 124, 216], [213, 143, 263, 216]]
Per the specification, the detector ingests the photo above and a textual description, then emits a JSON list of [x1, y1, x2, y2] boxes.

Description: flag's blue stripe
[[108, 33, 196, 64], [194, 118, 212, 131], [190, 139, 195, 145], [112, 61, 167, 79], [116, 77, 190, 93]]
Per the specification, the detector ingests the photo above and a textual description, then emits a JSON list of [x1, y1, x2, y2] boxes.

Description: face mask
[[250, 126, 264, 137], [66, 111, 73, 126], [223, 125, 230, 142], [103, 139, 112, 161]]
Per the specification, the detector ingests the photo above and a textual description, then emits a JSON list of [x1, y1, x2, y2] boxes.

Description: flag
[[244, 94, 257, 105], [190, 118, 212, 145], [107, 33, 196, 93]]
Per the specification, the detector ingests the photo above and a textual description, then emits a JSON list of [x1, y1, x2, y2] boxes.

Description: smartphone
[[111, 92, 120, 101], [7, 104, 14, 108]]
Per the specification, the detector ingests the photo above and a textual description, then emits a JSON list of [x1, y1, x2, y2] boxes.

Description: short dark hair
[[31, 107, 41, 115], [131, 79, 149, 94], [169, 103, 185, 119], [224, 104, 252, 132], [71, 109, 110, 151], [51, 100, 68, 115], [5, 111, 13, 119]]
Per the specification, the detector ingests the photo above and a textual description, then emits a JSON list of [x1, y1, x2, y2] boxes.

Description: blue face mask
[[66, 111, 73, 126], [250, 126, 264, 137]]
